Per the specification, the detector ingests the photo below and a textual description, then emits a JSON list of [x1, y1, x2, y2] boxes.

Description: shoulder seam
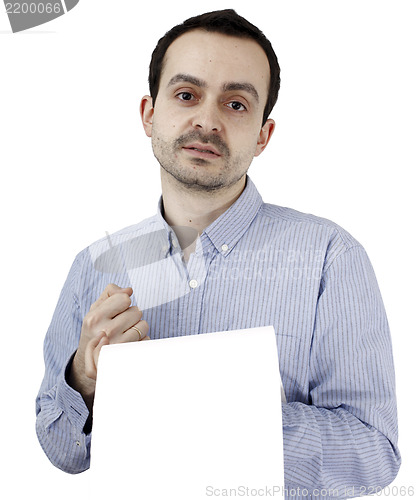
[[259, 205, 359, 250], [323, 243, 364, 275]]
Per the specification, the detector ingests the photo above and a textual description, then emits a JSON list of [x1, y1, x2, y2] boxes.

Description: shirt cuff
[[55, 351, 91, 434]]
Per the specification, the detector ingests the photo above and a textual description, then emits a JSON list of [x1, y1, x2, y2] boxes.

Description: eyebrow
[[168, 73, 207, 88], [222, 82, 259, 103], [167, 73, 260, 103]]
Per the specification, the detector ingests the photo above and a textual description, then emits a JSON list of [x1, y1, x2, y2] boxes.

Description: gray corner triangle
[[5, 0, 66, 33], [64, 0, 79, 12]]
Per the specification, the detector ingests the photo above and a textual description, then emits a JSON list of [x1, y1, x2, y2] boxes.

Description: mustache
[[174, 131, 230, 157]]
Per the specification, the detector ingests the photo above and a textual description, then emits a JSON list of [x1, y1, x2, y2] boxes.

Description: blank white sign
[[91, 326, 284, 499]]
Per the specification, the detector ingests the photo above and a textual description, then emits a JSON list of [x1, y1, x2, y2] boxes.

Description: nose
[[191, 100, 222, 133]]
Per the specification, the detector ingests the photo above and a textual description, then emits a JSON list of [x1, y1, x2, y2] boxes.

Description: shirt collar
[[155, 198, 178, 255], [203, 176, 263, 256], [155, 176, 263, 256]]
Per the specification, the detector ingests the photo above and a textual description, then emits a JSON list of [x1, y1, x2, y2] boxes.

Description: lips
[[183, 142, 222, 157]]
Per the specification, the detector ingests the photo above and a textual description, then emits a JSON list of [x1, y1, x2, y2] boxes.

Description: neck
[[161, 169, 246, 245]]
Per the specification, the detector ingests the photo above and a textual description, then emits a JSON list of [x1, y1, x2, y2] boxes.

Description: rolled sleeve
[[282, 246, 401, 498], [35, 252, 92, 474]]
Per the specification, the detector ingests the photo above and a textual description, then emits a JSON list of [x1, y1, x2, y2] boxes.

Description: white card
[[91, 326, 284, 499]]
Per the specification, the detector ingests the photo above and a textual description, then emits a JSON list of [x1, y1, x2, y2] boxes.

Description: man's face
[[142, 30, 274, 192]]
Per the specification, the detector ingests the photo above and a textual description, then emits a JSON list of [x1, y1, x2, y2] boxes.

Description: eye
[[226, 101, 247, 112], [177, 91, 195, 102]]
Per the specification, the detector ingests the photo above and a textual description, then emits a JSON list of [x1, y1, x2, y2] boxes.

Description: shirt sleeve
[[35, 252, 91, 474], [282, 245, 401, 498]]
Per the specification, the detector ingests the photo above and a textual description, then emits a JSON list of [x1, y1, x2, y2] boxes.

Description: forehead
[[161, 30, 270, 101]]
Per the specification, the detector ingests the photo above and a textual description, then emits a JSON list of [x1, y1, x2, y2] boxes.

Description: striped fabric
[[36, 177, 400, 498]]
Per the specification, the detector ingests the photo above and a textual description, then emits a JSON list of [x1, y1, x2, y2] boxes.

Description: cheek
[[151, 126, 181, 161], [153, 101, 186, 132], [228, 111, 263, 139], [151, 119, 177, 149], [231, 127, 261, 154]]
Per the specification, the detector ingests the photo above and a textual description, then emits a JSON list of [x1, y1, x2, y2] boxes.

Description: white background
[[0, 1, 415, 498]]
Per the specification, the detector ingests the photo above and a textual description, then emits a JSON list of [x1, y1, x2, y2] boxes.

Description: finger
[[91, 292, 133, 322], [85, 331, 108, 380], [121, 320, 150, 343], [82, 293, 133, 340], [105, 307, 143, 341], [89, 284, 133, 312], [89, 285, 133, 312]]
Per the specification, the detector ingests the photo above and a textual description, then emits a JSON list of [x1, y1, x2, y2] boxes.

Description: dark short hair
[[149, 9, 280, 126]]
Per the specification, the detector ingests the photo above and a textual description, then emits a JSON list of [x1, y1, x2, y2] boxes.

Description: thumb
[[85, 331, 109, 380]]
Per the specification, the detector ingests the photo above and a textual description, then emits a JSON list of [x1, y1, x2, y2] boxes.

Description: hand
[[84, 326, 150, 381], [68, 284, 150, 402]]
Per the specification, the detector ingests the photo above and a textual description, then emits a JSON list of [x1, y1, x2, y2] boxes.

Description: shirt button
[[172, 240, 178, 248], [221, 244, 229, 252], [189, 279, 198, 289], [75, 441, 81, 447]]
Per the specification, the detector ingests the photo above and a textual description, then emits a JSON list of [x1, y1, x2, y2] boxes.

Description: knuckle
[[105, 283, 118, 294], [140, 320, 150, 334], [83, 312, 98, 330], [109, 292, 130, 310], [131, 306, 142, 319], [120, 293, 132, 307], [105, 324, 118, 337]]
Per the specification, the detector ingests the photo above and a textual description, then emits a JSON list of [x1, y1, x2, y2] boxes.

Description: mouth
[[182, 143, 222, 159]]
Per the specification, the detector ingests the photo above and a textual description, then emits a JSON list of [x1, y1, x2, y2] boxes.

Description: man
[[36, 9, 401, 498]]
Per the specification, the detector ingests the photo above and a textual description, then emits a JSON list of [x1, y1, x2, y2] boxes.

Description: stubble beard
[[151, 129, 254, 194]]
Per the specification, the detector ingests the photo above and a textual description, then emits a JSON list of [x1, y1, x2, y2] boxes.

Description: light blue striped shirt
[[36, 177, 400, 498]]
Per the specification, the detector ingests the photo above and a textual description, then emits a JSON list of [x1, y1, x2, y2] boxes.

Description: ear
[[140, 95, 154, 137], [254, 118, 275, 157]]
